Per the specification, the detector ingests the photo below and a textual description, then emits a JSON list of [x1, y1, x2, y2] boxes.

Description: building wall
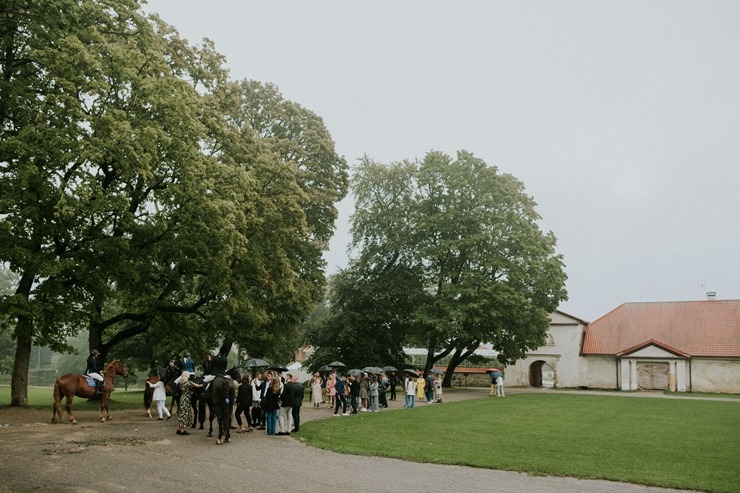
[[505, 312, 586, 387], [578, 355, 618, 389], [690, 358, 740, 394]]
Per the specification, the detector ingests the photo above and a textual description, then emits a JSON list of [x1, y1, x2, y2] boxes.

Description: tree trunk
[[11, 271, 36, 407], [442, 345, 474, 387], [89, 317, 107, 362], [10, 317, 32, 407]]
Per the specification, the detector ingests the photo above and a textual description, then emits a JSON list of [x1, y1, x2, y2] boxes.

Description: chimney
[[706, 291, 716, 301]]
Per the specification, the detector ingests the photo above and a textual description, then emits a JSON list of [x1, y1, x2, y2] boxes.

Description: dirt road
[[0, 388, 696, 493]]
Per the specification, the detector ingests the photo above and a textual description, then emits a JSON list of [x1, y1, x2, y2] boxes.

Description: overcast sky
[[144, 1, 740, 321]]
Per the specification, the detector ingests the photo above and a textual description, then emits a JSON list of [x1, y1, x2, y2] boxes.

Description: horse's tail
[[51, 379, 62, 423], [220, 378, 232, 424], [143, 377, 154, 411]]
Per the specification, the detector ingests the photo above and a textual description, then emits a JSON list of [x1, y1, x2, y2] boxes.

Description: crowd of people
[[132, 351, 502, 438], [308, 368, 445, 414]]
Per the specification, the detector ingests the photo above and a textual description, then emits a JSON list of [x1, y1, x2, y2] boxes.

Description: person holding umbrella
[[488, 368, 502, 396], [496, 371, 505, 397]]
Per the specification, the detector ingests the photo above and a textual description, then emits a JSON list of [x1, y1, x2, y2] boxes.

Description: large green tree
[[0, 0, 347, 405], [303, 268, 414, 371], [346, 150, 568, 383]]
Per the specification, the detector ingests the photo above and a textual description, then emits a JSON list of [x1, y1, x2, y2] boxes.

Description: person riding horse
[[163, 356, 182, 400], [84, 349, 104, 395], [180, 352, 196, 376], [203, 351, 229, 384]]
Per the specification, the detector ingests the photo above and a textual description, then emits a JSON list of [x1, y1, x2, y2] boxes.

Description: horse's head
[[227, 367, 241, 381], [107, 359, 129, 378]]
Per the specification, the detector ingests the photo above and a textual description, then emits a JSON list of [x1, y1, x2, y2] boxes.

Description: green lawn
[[300, 393, 740, 493], [0, 385, 146, 410]]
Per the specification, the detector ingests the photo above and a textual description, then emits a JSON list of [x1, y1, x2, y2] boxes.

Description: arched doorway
[[529, 360, 556, 388]]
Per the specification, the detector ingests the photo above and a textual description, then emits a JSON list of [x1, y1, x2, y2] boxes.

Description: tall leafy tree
[[348, 151, 568, 383], [0, 0, 213, 405], [303, 268, 414, 371], [0, 0, 348, 405]]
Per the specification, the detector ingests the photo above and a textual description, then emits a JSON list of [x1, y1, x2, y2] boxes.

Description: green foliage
[[0, 0, 348, 402], [304, 268, 417, 370], [0, 268, 19, 373], [317, 150, 567, 372], [301, 394, 740, 493]]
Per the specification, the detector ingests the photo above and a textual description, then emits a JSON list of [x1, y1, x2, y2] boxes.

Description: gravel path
[[0, 388, 704, 493]]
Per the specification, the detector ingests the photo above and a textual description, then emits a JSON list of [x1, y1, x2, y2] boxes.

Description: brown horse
[[51, 359, 129, 424], [143, 376, 177, 419]]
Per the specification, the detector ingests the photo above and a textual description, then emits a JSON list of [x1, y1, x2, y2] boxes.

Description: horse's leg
[[224, 403, 233, 443], [215, 405, 224, 444], [65, 394, 77, 424], [208, 403, 215, 437], [144, 386, 153, 418], [224, 385, 234, 443], [99, 394, 109, 422], [191, 397, 198, 429], [198, 398, 206, 429]]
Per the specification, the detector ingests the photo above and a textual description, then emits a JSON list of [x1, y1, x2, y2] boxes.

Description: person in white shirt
[[147, 379, 172, 420], [404, 375, 416, 408]]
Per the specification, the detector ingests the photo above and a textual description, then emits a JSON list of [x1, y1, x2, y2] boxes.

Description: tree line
[[0, 0, 348, 406], [1, 0, 568, 405]]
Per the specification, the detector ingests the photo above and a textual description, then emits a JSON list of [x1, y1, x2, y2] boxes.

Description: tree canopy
[[0, 0, 347, 405], [309, 150, 567, 380]]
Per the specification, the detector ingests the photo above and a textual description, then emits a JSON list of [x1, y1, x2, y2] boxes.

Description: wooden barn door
[[637, 363, 669, 390]]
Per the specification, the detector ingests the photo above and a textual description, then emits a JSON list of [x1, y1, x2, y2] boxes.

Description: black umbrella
[[318, 365, 332, 373], [382, 365, 398, 372], [241, 358, 269, 369], [268, 363, 289, 372], [346, 369, 363, 377], [327, 361, 346, 368], [403, 368, 418, 375]]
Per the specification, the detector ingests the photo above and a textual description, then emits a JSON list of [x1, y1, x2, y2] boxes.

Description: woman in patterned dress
[[176, 372, 203, 435]]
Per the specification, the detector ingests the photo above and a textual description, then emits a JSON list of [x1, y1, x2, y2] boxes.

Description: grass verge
[[299, 393, 740, 493], [0, 385, 146, 410]]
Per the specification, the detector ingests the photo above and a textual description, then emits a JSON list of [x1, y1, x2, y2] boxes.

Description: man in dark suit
[[290, 375, 305, 432], [277, 374, 295, 435]]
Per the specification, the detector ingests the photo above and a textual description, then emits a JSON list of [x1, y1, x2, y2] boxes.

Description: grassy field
[[300, 393, 740, 493], [0, 385, 147, 410]]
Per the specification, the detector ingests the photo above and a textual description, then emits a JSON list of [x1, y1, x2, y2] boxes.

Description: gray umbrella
[[327, 361, 346, 368], [382, 365, 398, 372], [241, 358, 269, 369], [431, 368, 444, 375], [318, 365, 332, 373], [346, 369, 363, 377], [367, 367, 384, 375]]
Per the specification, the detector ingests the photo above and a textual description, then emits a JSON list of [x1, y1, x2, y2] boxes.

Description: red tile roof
[[582, 300, 740, 357]]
